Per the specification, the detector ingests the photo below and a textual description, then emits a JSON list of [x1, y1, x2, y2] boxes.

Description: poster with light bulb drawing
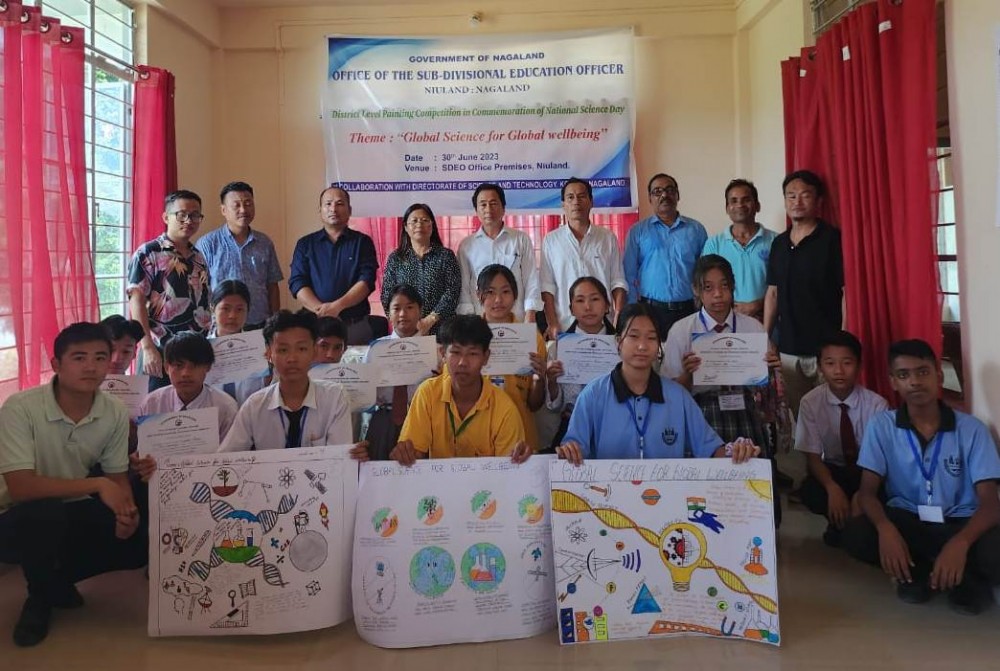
[[549, 458, 780, 646], [148, 446, 358, 636], [353, 456, 556, 648]]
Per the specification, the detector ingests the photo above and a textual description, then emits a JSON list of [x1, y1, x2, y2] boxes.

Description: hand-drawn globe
[[409, 546, 455, 599]]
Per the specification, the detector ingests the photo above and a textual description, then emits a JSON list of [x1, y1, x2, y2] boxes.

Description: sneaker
[[948, 580, 990, 616], [12, 597, 52, 647], [822, 524, 842, 548], [896, 579, 931, 605], [49, 584, 84, 609]]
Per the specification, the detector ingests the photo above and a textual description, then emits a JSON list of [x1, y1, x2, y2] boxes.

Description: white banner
[[549, 459, 780, 646], [323, 30, 636, 216], [148, 446, 358, 636], [353, 456, 556, 647]]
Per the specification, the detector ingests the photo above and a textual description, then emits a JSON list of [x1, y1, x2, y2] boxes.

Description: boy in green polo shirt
[[0, 323, 147, 647]]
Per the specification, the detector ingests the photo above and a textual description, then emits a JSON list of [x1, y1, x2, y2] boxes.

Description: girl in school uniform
[[544, 276, 617, 452], [477, 264, 547, 452], [208, 280, 270, 405]]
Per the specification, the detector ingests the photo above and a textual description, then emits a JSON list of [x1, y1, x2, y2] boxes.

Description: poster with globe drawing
[[549, 458, 780, 646], [148, 446, 358, 636], [353, 456, 556, 648]]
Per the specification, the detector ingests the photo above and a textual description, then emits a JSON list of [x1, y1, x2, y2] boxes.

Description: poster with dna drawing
[[148, 446, 358, 636], [549, 458, 780, 646]]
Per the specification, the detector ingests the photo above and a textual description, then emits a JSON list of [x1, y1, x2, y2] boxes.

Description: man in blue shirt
[[623, 173, 707, 336], [288, 186, 379, 345], [701, 179, 777, 321], [196, 181, 284, 330], [843, 340, 1000, 615]]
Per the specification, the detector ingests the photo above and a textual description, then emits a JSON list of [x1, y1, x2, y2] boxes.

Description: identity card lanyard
[[626, 396, 652, 458], [699, 311, 736, 333], [279, 407, 310, 449], [447, 404, 477, 458], [905, 431, 944, 506]]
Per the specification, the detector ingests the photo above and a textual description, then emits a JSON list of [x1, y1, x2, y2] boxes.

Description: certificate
[[481, 323, 538, 376], [555, 333, 619, 385], [204, 331, 268, 385], [309, 362, 379, 411], [691, 332, 769, 386], [100, 374, 149, 418], [365, 335, 438, 386], [137, 407, 220, 459]]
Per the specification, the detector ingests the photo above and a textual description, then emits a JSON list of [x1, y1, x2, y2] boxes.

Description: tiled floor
[[1, 503, 997, 670]]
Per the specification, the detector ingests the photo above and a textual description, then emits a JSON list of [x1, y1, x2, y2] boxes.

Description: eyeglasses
[[170, 211, 204, 223], [650, 187, 679, 197], [406, 218, 433, 227]]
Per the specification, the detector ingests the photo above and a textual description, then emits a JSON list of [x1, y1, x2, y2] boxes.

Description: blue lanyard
[[625, 396, 652, 458], [699, 310, 736, 333], [278, 407, 310, 449], [905, 430, 944, 505]]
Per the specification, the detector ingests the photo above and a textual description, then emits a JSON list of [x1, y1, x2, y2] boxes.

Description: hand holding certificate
[[365, 335, 437, 386], [482, 323, 538, 376], [100, 374, 149, 418], [555, 333, 620, 385], [204, 331, 268, 385], [691, 332, 769, 386], [137, 407, 220, 459], [309, 362, 379, 411]]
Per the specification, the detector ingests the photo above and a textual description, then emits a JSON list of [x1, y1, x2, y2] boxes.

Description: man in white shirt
[[456, 183, 542, 322], [541, 178, 627, 339], [220, 309, 365, 454], [136, 332, 238, 442]]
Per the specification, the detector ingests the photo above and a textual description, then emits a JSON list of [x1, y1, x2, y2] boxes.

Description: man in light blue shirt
[[702, 179, 777, 321], [843, 339, 1000, 615], [623, 173, 707, 335], [196, 181, 283, 330]]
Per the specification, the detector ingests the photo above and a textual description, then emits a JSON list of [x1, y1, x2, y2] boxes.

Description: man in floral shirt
[[127, 190, 212, 390]]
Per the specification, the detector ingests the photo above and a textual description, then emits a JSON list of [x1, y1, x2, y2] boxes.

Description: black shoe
[[49, 584, 84, 609], [948, 580, 990, 616], [13, 597, 52, 647], [896, 579, 932, 605], [822, 524, 842, 548]]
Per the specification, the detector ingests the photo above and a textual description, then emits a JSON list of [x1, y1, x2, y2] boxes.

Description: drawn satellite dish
[[289, 530, 328, 572]]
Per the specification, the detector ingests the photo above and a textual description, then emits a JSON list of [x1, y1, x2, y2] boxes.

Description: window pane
[[938, 189, 955, 225], [936, 150, 953, 188], [936, 225, 956, 256], [94, 172, 124, 200], [938, 261, 959, 294], [94, 251, 124, 277], [95, 7, 132, 51], [95, 200, 124, 227], [96, 78, 129, 104], [941, 293, 961, 322], [95, 122, 125, 154], [94, 225, 124, 252], [94, 33, 127, 61], [96, 277, 123, 305], [96, 0, 132, 24]]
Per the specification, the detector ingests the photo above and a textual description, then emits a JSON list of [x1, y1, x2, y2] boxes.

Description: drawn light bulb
[[658, 522, 708, 592]]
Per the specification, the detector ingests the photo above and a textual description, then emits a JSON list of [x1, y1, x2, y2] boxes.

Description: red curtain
[[0, 5, 98, 398], [131, 65, 176, 246], [781, 0, 940, 401], [353, 212, 639, 315]]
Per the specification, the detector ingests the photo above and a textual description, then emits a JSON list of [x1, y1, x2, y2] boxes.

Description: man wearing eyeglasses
[[623, 174, 707, 335], [126, 190, 212, 390]]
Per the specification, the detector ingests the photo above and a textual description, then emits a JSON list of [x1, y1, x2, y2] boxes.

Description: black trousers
[[0, 498, 147, 603], [799, 463, 861, 518], [639, 298, 695, 337], [842, 506, 1000, 585]]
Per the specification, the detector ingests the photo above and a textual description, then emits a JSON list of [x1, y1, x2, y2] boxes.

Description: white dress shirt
[[794, 383, 888, 466], [456, 225, 542, 318], [540, 223, 627, 329], [138, 384, 238, 442], [219, 380, 352, 451]]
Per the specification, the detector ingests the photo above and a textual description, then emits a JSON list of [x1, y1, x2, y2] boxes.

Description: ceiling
[[208, 0, 732, 9]]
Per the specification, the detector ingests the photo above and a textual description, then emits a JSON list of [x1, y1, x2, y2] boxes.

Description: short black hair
[[888, 339, 937, 368], [472, 183, 506, 209], [692, 254, 736, 295], [782, 170, 825, 197], [220, 181, 254, 203], [54, 322, 112, 360], [164, 332, 215, 366], [477, 264, 519, 300], [818, 330, 863, 362], [211, 279, 251, 309], [263, 309, 319, 345], [647, 173, 678, 194], [164, 190, 202, 210], [561, 177, 593, 201], [437, 314, 493, 350], [316, 316, 347, 341], [615, 303, 666, 343], [319, 185, 351, 206], [100, 315, 144, 342], [568, 276, 610, 305], [724, 178, 759, 203], [387, 283, 425, 309]]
